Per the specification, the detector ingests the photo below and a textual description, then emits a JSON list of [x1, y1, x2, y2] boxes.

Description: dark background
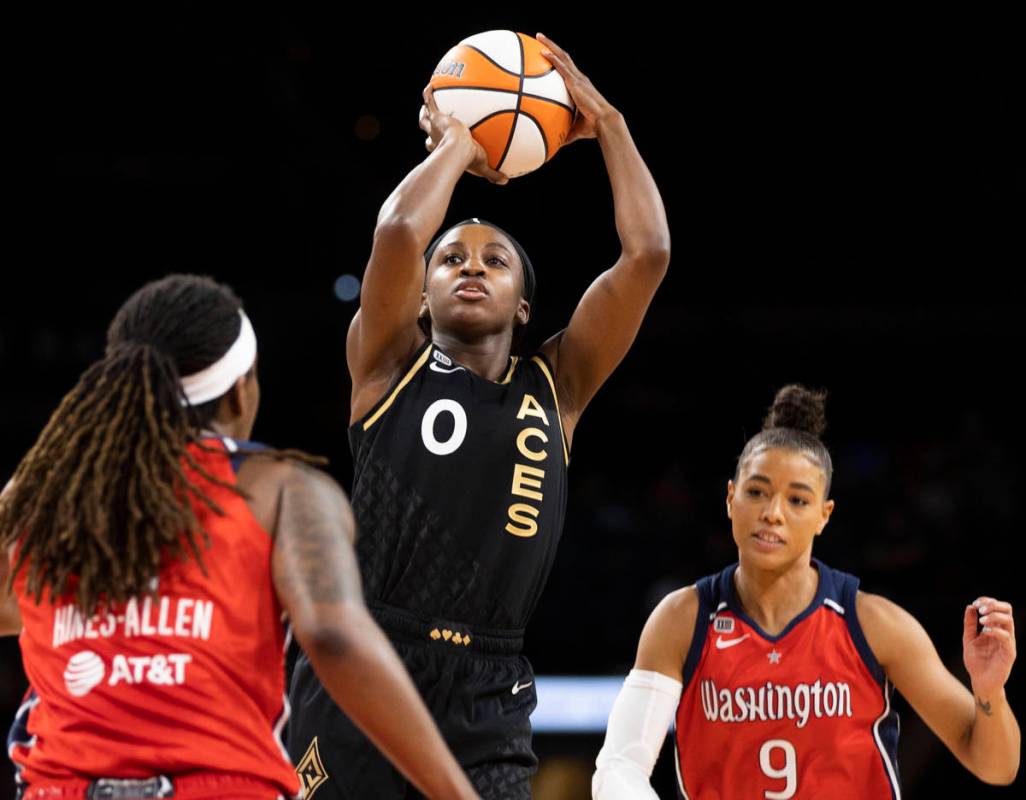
[[1, 6, 1022, 798]]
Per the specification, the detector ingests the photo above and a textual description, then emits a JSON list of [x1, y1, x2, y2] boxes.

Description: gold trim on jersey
[[363, 345, 433, 431], [499, 356, 520, 385], [530, 356, 570, 465]]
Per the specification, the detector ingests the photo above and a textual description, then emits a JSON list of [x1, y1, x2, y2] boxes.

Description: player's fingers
[[423, 84, 441, 114], [979, 611, 1015, 633], [419, 104, 432, 133], [540, 48, 573, 81], [978, 627, 1014, 645], [425, 137, 436, 153], [539, 33, 584, 80], [975, 598, 1013, 616], [536, 33, 572, 65], [964, 604, 979, 643]]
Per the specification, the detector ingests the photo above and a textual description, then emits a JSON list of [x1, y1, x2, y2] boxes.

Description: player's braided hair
[[0, 274, 318, 615], [735, 384, 834, 498]]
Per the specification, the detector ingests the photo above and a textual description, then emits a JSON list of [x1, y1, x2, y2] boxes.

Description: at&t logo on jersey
[[63, 651, 194, 696]]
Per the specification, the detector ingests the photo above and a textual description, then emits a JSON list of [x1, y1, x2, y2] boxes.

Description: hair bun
[[763, 384, 828, 438]]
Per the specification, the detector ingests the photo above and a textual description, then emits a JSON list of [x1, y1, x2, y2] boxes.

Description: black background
[[1, 6, 1022, 798]]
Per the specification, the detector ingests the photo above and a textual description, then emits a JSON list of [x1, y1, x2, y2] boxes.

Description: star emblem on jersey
[[768, 649, 782, 664], [715, 634, 750, 650], [296, 736, 329, 797]]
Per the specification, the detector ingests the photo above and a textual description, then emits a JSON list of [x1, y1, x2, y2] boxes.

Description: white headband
[[179, 310, 257, 406]]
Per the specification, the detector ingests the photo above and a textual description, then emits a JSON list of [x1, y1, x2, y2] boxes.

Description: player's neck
[[733, 558, 819, 636], [432, 331, 513, 382]]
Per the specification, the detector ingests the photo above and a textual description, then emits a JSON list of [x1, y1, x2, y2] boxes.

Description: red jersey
[[674, 559, 901, 799], [9, 437, 300, 799]]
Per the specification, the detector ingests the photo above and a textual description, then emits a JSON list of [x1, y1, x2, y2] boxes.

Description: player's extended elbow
[[976, 759, 1019, 786], [623, 242, 671, 279], [292, 620, 355, 660]]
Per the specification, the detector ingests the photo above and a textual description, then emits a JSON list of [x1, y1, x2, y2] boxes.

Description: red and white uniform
[[674, 559, 901, 799], [9, 437, 299, 799]]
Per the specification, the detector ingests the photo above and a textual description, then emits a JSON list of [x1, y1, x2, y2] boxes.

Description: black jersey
[[348, 339, 569, 630]]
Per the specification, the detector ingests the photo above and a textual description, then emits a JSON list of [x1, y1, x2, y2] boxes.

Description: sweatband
[[592, 668, 683, 799], [179, 310, 257, 406]]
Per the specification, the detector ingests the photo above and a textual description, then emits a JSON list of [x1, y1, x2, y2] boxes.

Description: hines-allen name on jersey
[[700, 678, 854, 729], [52, 596, 214, 648]]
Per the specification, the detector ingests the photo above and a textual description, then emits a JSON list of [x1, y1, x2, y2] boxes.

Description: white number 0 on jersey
[[421, 399, 468, 455]]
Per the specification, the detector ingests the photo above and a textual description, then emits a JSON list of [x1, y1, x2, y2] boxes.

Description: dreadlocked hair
[[0, 274, 322, 616], [735, 384, 834, 498]]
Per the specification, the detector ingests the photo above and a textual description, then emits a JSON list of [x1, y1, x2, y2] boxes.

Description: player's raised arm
[[536, 33, 671, 432], [859, 591, 1020, 785], [255, 459, 479, 800], [347, 86, 507, 390]]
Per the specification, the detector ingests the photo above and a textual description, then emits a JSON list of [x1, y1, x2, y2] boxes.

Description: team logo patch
[[713, 616, 735, 634], [433, 350, 453, 367], [64, 651, 105, 697], [297, 736, 329, 797]]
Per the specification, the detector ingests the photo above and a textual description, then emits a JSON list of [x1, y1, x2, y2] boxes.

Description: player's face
[[726, 447, 834, 568], [423, 224, 530, 338]]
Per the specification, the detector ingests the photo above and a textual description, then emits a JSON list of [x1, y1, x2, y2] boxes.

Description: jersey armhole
[[842, 575, 887, 688], [681, 578, 714, 690], [350, 339, 434, 434], [529, 350, 571, 465]]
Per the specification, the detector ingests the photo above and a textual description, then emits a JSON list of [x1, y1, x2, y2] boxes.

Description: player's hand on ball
[[963, 597, 1016, 701], [536, 33, 619, 145], [420, 85, 508, 185]]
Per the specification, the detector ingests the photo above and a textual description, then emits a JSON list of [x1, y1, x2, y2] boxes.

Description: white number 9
[[759, 739, 797, 800]]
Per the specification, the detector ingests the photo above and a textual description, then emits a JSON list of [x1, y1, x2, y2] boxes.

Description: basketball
[[430, 30, 576, 179]]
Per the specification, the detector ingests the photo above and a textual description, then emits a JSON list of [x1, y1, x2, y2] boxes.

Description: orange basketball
[[430, 31, 576, 179]]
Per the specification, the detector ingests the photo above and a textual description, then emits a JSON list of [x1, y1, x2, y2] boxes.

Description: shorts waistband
[[368, 600, 524, 655]]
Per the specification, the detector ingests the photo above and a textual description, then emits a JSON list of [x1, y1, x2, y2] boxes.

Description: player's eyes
[[486, 256, 507, 267], [444, 253, 463, 264], [790, 497, 809, 506], [746, 488, 763, 497]]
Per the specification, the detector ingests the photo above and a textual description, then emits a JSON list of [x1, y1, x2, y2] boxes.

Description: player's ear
[[726, 479, 735, 519], [516, 298, 530, 326], [817, 498, 835, 536]]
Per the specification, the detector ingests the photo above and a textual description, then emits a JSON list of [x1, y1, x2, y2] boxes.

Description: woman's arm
[[859, 591, 1019, 785], [592, 587, 696, 799], [251, 459, 478, 800], [536, 34, 671, 442], [0, 544, 22, 636], [347, 88, 505, 406]]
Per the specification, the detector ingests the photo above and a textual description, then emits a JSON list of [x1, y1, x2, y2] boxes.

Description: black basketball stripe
[[468, 109, 516, 132], [520, 92, 576, 116], [515, 111, 548, 163], [461, 43, 523, 78], [433, 85, 573, 117], [496, 35, 526, 173], [432, 85, 519, 96]]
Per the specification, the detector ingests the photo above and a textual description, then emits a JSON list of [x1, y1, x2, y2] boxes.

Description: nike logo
[[512, 680, 533, 695], [430, 362, 466, 374], [715, 634, 750, 650]]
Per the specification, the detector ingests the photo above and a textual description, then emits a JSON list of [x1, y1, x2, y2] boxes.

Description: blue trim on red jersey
[[198, 435, 270, 474], [838, 572, 888, 688], [721, 558, 844, 642], [682, 576, 717, 690], [7, 686, 38, 786]]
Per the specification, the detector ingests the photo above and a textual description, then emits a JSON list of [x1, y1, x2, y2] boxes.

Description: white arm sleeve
[[592, 668, 683, 799]]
